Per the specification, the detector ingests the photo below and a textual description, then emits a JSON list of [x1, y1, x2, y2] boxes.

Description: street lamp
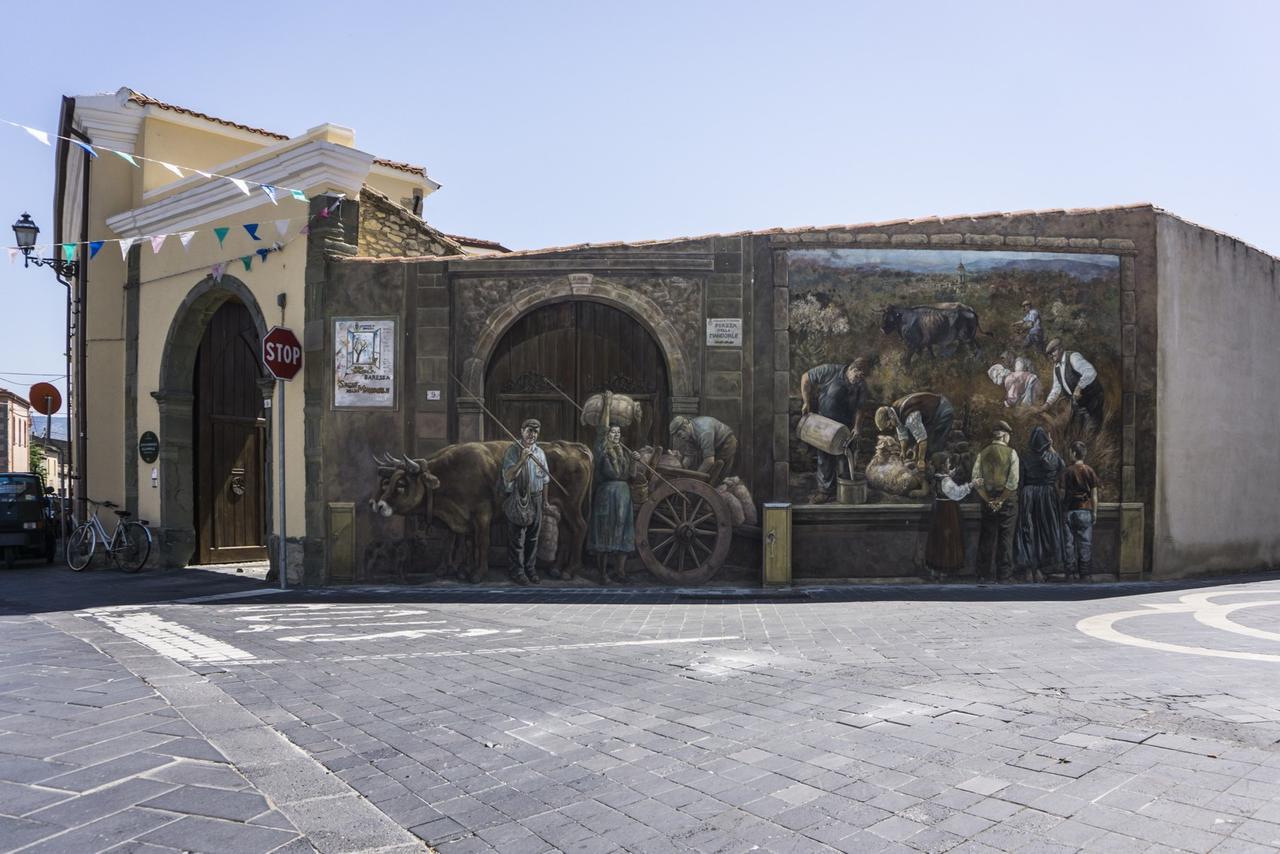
[[11, 213, 79, 278], [12, 211, 76, 545]]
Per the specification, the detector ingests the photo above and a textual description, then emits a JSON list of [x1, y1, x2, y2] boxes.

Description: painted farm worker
[[669, 415, 738, 484], [589, 393, 639, 584], [1014, 425, 1066, 583], [972, 421, 1020, 583], [874, 392, 955, 473], [987, 360, 1041, 409], [1043, 338, 1105, 433], [925, 453, 974, 577], [800, 357, 870, 503], [1059, 440, 1101, 581], [500, 418, 549, 585], [1019, 300, 1045, 350]]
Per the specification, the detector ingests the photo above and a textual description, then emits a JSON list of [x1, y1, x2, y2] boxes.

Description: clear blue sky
[[3, 1, 1277, 406]]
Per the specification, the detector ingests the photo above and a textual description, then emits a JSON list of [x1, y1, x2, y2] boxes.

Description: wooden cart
[[633, 448, 734, 586]]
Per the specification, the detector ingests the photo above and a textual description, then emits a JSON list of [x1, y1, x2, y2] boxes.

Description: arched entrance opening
[[484, 300, 671, 448], [192, 300, 268, 563], [154, 275, 270, 568]]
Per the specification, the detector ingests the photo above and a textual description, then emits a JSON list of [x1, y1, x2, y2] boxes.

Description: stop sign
[[262, 326, 303, 381]]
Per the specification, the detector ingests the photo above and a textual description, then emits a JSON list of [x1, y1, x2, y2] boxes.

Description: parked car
[[0, 473, 56, 567]]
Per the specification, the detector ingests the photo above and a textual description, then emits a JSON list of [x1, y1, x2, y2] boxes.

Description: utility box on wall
[[762, 502, 792, 586]]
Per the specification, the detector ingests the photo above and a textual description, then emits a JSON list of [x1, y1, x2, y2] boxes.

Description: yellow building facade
[[55, 88, 449, 576]]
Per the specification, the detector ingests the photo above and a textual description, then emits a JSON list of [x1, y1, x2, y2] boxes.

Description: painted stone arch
[[153, 275, 270, 567], [458, 278, 696, 440]]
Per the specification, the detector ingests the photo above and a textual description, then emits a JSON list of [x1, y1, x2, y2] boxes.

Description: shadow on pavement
[[0, 563, 279, 616]]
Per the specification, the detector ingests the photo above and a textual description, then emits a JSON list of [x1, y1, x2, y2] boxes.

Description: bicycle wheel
[[66, 524, 97, 571], [114, 522, 152, 573]]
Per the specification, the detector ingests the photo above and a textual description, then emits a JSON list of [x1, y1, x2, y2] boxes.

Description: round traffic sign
[[29, 382, 61, 415], [262, 326, 303, 381]]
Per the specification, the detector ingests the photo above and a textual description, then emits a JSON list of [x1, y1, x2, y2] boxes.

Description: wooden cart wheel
[[636, 477, 732, 586]]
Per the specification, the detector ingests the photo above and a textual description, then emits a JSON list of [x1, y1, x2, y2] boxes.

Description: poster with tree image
[[334, 317, 397, 408]]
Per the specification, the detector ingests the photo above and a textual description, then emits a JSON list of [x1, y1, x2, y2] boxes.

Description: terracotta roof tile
[[444, 233, 510, 252], [127, 90, 430, 178]]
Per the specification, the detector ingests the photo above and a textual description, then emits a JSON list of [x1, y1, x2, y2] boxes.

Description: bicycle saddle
[[101, 500, 119, 508], [113, 510, 132, 518]]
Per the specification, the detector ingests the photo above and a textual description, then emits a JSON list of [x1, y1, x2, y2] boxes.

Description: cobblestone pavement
[[4, 567, 1280, 853]]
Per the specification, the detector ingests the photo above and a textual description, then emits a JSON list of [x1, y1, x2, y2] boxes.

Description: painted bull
[[370, 441, 592, 582], [881, 302, 992, 365]]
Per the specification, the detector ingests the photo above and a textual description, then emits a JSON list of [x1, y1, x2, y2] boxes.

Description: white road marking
[[276, 627, 506, 643], [1077, 588, 1280, 662], [212, 635, 744, 666], [86, 611, 256, 663]]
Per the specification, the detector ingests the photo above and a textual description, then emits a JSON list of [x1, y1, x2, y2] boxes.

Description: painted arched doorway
[[192, 299, 268, 563], [484, 301, 671, 448]]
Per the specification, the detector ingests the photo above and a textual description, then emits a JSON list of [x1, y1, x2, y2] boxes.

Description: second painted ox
[[881, 302, 992, 364], [370, 441, 592, 582]]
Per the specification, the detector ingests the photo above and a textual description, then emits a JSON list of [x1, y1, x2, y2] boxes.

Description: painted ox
[[370, 441, 593, 582], [881, 302, 992, 365]]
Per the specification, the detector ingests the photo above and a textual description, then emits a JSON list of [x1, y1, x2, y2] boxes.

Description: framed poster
[[333, 316, 397, 409]]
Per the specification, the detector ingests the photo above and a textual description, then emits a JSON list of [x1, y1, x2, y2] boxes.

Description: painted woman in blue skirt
[[588, 393, 639, 583]]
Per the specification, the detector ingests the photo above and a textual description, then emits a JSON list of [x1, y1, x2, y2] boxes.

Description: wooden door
[[194, 300, 268, 564], [484, 301, 670, 450]]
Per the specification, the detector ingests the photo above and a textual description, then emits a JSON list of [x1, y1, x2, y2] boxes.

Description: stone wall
[[356, 188, 462, 259], [1154, 212, 1280, 577]]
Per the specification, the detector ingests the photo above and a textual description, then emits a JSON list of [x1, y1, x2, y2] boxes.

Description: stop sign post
[[262, 327, 301, 590]]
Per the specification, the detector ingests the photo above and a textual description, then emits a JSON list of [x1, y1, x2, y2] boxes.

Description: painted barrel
[[837, 475, 867, 505], [796, 412, 850, 455]]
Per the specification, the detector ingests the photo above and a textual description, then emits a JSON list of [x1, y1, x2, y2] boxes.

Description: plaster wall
[[139, 119, 265, 195], [1154, 213, 1280, 576]]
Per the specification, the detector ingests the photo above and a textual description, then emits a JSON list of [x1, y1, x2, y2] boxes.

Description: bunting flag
[[7, 248, 18, 264], [328, 198, 343, 213], [88, 241, 104, 259], [244, 224, 261, 241], [318, 207, 330, 219], [230, 178, 251, 195], [300, 224, 310, 235], [240, 256, 253, 271], [178, 231, 197, 251], [119, 237, 138, 260], [213, 227, 230, 247], [195, 170, 212, 179], [290, 189, 307, 202], [71, 140, 98, 159], [150, 234, 168, 254], [275, 220, 290, 237], [261, 185, 278, 205], [22, 126, 50, 146], [160, 162, 185, 179], [211, 262, 226, 283], [256, 248, 271, 263], [115, 151, 139, 167], [61, 244, 77, 263]]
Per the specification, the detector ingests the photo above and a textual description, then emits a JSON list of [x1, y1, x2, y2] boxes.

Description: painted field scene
[[787, 248, 1122, 504]]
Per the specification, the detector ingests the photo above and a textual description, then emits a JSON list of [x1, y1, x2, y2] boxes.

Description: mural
[[787, 248, 1122, 524], [334, 317, 396, 408]]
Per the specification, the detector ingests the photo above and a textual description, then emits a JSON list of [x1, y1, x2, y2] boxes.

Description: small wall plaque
[[138, 431, 160, 463], [706, 318, 743, 347]]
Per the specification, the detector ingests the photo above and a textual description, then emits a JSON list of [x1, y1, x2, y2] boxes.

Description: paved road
[[3, 566, 1280, 853]]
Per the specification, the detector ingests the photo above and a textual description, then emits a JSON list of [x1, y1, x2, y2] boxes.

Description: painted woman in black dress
[[1015, 426, 1065, 582]]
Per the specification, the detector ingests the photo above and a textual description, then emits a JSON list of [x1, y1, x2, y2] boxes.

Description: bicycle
[[66, 499, 152, 573]]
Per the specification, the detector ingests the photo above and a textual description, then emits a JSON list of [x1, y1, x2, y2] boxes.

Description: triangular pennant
[[7, 248, 19, 265], [22, 126, 50, 146], [160, 162, 184, 179], [211, 262, 226, 283], [195, 170, 212, 179], [318, 207, 330, 219], [327, 198, 343, 213], [118, 237, 137, 260], [256, 248, 271, 263], [150, 234, 168, 254], [243, 223, 261, 241], [274, 219, 290, 237], [240, 256, 253, 271], [300, 224, 310, 235], [229, 177, 251, 195], [290, 189, 307, 202], [178, 231, 197, 251], [71, 140, 98, 159], [261, 185, 278, 205], [213, 227, 230, 247], [88, 241, 104, 259], [61, 243, 77, 263], [114, 150, 139, 167]]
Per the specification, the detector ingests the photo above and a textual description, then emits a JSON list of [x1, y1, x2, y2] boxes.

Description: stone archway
[[153, 275, 270, 567], [457, 277, 699, 441]]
